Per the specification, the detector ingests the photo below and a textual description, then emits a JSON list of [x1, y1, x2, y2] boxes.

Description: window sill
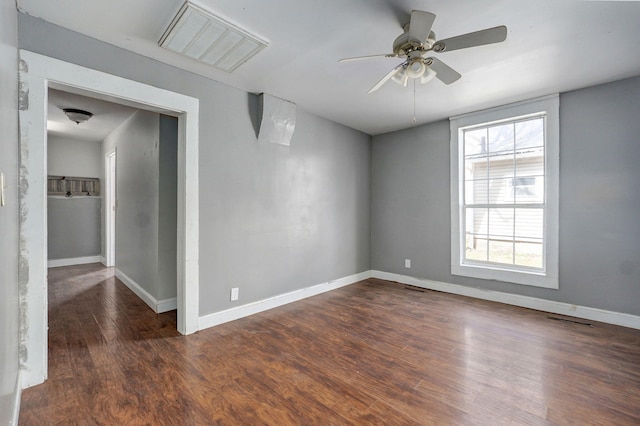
[[451, 263, 558, 289]]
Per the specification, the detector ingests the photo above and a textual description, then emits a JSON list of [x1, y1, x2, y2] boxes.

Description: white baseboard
[[100, 256, 107, 267], [48, 255, 102, 268], [371, 270, 640, 330], [199, 270, 371, 331], [157, 297, 177, 313], [115, 269, 177, 314], [12, 370, 22, 425]]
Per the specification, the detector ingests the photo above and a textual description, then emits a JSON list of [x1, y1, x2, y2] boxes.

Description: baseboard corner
[[199, 270, 370, 331]]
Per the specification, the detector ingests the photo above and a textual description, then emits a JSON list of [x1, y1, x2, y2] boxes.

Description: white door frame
[[104, 150, 116, 267], [18, 50, 200, 388]]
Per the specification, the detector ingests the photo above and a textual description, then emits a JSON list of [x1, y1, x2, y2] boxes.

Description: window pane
[[465, 180, 489, 204], [465, 207, 488, 263], [489, 208, 514, 237], [515, 150, 544, 177], [464, 128, 487, 156], [466, 157, 488, 180], [488, 178, 513, 204], [465, 207, 488, 236], [514, 241, 543, 268], [488, 154, 514, 179], [466, 237, 488, 262], [488, 239, 514, 265], [515, 208, 543, 239], [514, 176, 543, 204], [488, 123, 514, 154], [515, 118, 544, 149]]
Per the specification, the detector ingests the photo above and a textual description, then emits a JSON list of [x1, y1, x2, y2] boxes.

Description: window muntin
[[462, 116, 545, 271]]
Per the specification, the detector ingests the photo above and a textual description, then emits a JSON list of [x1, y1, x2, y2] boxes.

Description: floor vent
[[547, 316, 594, 327], [159, 1, 267, 72], [404, 285, 426, 293]]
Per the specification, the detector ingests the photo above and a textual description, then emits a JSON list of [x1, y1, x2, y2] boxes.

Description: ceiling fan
[[339, 10, 507, 93]]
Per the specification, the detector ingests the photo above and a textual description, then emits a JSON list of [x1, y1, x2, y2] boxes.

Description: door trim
[[18, 50, 200, 388]]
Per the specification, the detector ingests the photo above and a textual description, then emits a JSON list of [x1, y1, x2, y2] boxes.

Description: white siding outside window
[[450, 95, 559, 289]]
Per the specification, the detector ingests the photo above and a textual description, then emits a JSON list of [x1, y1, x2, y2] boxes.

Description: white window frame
[[450, 95, 559, 289]]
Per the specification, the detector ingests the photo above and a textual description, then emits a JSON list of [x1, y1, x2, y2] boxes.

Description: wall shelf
[[47, 175, 100, 197]]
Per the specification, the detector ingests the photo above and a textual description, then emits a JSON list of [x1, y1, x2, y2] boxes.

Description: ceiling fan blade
[[427, 58, 461, 85], [368, 63, 405, 93], [408, 10, 436, 44], [435, 25, 507, 52], [338, 53, 397, 63]]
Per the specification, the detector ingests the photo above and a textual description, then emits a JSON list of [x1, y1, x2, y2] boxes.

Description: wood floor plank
[[19, 264, 640, 425]]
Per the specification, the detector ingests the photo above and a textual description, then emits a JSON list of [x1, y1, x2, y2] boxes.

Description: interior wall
[[103, 110, 164, 299], [0, 0, 20, 422], [158, 115, 178, 301], [47, 135, 102, 260], [372, 75, 640, 317], [18, 13, 371, 316], [47, 134, 102, 177]]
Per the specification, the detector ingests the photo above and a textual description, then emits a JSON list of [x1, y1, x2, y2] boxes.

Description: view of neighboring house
[[463, 116, 545, 268]]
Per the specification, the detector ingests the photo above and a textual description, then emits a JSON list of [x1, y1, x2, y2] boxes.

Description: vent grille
[[159, 2, 267, 73]]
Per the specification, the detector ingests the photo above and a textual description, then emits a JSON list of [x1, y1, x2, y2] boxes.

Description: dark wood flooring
[[19, 263, 640, 425]]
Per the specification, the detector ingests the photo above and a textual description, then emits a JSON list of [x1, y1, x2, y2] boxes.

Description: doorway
[[18, 50, 200, 388]]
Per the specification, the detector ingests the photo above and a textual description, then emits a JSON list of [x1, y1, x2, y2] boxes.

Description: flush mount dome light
[[63, 108, 93, 124]]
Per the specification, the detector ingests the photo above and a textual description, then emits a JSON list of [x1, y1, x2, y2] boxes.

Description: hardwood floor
[[20, 264, 640, 425]]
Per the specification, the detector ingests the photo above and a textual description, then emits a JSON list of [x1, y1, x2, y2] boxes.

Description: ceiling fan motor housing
[[393, 30, 436, 56]]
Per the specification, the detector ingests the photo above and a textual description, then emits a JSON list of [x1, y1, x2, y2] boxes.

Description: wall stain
[[18, 121, 30, 365], [18, 60, 29, 111]]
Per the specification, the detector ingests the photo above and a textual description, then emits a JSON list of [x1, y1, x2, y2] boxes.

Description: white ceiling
[[48, 88, 138, 142], [20, 0, 640, 135]]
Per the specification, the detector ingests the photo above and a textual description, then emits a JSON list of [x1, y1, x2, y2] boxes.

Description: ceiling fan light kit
[[420, 67, 437, 85], [339, 10, 507, 93], [391, 67, 409, 87]]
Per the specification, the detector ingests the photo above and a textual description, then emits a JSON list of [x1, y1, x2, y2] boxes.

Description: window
[[450, 95, 559, 289]]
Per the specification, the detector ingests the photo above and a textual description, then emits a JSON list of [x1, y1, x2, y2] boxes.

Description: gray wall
[[158, 115, 178, 300], [47, 134, 102, 177], [0, 0, 20, 422], [19, 13, 371, 316], [372, 75, 640, 316], [47, 135, 102, 260], [48, 198, 101, 259], [103, 110, 165, 300]]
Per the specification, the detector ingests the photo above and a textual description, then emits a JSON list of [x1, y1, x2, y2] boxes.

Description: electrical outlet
[[230, 287, 239, 301], [405, 259, 411, 268]]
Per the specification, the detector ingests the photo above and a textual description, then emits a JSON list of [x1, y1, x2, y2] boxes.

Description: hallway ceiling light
[[62, 108, 93, 124], [159, 1, 268, 73]]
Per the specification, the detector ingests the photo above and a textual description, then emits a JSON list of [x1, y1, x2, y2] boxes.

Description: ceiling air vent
[[159, 1, 267, 72]]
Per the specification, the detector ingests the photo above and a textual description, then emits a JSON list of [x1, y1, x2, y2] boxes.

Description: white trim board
[[371, 270, 640, 330], [199, 271, 371, 331], [116, 269, 177, 314], [48, 255, 103, 268], [11, 371, 22, 426]]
